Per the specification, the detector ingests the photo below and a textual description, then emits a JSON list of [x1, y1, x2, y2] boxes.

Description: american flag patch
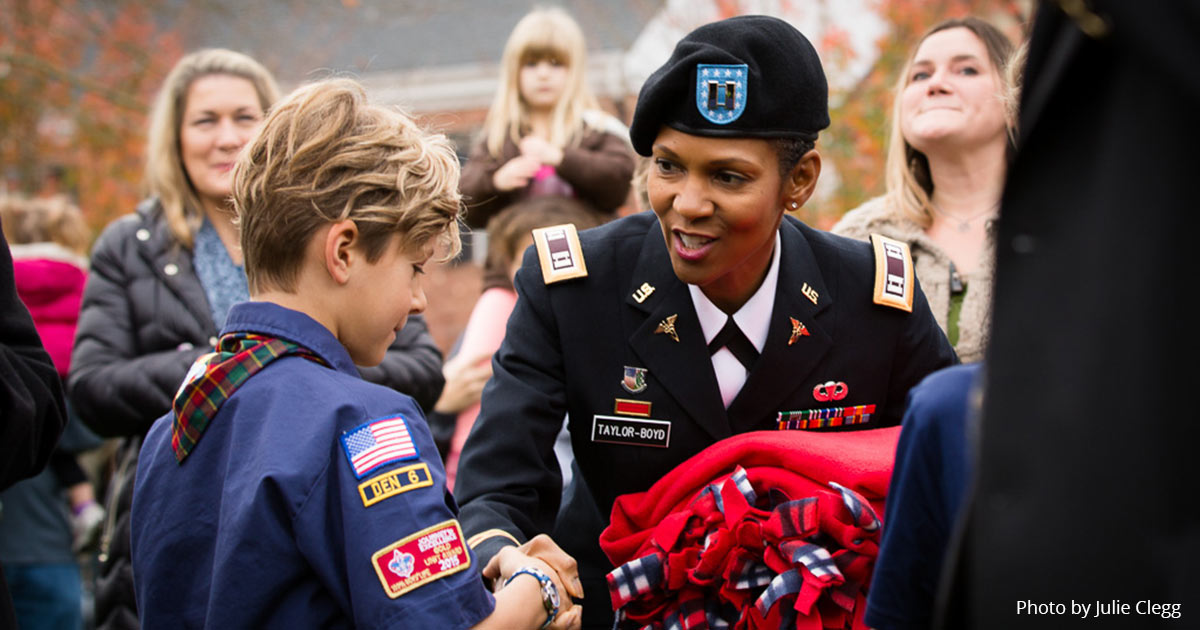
[[340, 415, 420, 479]]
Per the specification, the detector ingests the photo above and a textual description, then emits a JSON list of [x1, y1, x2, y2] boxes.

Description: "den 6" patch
[[357, 462, 433, 507], [591, 414, 671, 448], [371, 520, 471, 598]]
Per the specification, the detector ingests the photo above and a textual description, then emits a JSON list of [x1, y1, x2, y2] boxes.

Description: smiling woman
[[648, 128, 817, 312], [454, 15, 958, 630], [833, 17, 1018, 363], [178, 74, 266, 257]]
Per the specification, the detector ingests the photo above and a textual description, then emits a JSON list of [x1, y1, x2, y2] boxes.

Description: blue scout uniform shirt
[[131, 301, 493, 629]]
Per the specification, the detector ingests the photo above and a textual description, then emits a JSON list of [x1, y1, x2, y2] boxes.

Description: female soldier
[[455, 16, 956, 629]]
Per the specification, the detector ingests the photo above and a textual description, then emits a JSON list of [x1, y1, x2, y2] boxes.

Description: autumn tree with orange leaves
[[0, 0, 182, 234]]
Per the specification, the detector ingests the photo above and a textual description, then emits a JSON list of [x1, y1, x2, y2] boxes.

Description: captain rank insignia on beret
[[696, 64, 748, 124], [533, 223, 588, 285], [870, 234, 914, 312]]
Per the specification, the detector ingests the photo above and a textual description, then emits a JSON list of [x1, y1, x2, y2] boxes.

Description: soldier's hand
[[515, 534, 583, 600], [484, 544, 582, 629]]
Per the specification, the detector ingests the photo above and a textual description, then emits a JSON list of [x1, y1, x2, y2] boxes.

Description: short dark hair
[[772, 137, 815, 178]]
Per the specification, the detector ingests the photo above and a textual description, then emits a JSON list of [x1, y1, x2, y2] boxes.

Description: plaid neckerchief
[[171, 332, 328, 463]]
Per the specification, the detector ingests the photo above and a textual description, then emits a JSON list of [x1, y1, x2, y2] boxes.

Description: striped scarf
[[171, 332, 327, 463]]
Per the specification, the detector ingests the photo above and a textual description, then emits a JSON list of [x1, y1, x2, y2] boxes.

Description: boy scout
[[130, 79, 580, 630]]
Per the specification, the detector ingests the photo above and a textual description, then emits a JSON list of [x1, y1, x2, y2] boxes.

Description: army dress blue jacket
[[455, 211, 957, 627], [131, 301, 492, 629]]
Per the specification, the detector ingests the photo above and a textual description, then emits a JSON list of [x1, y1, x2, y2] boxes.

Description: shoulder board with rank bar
[[533, 223, 588, 285], [869, 233, 914, 312]]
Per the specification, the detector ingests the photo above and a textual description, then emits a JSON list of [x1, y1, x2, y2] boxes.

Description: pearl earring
[[789, 201, 799, 210]]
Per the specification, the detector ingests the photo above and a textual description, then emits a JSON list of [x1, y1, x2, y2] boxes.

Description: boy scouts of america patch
[[533, 223, 587, 285], [622, 366, 648, 394], [371, 520, 471, 598], [696, 64, 748, 124]]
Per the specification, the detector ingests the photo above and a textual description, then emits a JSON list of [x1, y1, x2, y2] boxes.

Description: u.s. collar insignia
[[632, 282, 655, 304], [788, 317, 810, 345], [696, 64, 748, 125], [533, 223, 588, 285], [622, 366, 648, 394], [801, 282, 819, 305], [655, 314, 680, 342]]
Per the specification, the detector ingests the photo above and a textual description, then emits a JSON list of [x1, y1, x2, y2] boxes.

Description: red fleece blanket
[[599, 428, 900, 630]]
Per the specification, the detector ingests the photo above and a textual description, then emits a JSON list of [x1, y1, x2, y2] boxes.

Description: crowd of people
[[2, 2, 1195, 629]]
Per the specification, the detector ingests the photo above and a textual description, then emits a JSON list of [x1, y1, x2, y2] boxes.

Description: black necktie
[[708, 316, 759, 371]]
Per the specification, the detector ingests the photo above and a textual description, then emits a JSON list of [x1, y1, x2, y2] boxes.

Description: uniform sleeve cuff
[[467, 529, 521, 566]]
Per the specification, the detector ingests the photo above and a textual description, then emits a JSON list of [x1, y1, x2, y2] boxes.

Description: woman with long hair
[[459, 7, 635, 228], [833, 17, 1018, 363]]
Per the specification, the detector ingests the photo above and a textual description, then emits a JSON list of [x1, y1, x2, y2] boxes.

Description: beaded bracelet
[[504, 566, 559, 629]]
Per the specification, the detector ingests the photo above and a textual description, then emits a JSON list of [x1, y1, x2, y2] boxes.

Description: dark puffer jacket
[[69, 199, 446, 629]]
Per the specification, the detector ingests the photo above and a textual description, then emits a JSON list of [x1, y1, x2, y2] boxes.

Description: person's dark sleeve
[[556, 131, 636, 215], [454, 251, 568, 565], [68, 221, 207, 438], [1087, 1, 1200, 103], [0, 225, 67, 490], [460, 140, 520, 229], [358, 313, 445, 413], [879, 278, 959, 426], [866, 364, 976, 630]]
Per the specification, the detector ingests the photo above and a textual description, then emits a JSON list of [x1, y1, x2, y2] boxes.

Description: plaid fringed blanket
[[599, 428, 900, 630]]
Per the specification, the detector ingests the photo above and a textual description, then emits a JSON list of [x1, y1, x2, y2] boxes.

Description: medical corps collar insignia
[[696, 64, 748, 124]]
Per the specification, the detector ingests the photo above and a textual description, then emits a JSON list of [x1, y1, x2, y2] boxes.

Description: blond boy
[[130, 79, 580, 630]]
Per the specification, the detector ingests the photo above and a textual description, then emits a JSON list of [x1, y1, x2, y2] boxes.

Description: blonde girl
[[459, 7, 635, 228]]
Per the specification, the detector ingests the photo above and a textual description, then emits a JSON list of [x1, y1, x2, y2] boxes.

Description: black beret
[[629, 15, 830, 156]]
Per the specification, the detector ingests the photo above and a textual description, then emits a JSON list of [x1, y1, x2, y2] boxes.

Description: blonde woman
[[833, 17, 1018, 363], [69, 49, 445, 630], [459, 7, 635, 228]]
